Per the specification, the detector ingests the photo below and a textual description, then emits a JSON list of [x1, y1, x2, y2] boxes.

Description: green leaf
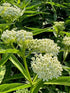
[[0, 83, 31, 93], [17, 0, 20, 4], [63, 49, 68, 61], [31, 79, 43, 93], [9, 54, 29, 81], [26, 2, 41, 10], [0, 65, 6, 84], [24, 26, 53, 35], [25, 11, 49, 14], [0, 54, 11, 66], [3, 74, 23, 83], [23, 11, 49, 20], [62, 65, 70, 74], [0, 49, 19, 54], [0, 23, 11, 28], [44, 76, 70, 86]]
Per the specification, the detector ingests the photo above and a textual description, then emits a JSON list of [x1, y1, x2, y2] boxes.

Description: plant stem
[[23, 56, 32, 84], [33, 75, 38, 83], [17, 0, 20, 4], [22, 46, 32, 84], [26, 50, 33, 58]]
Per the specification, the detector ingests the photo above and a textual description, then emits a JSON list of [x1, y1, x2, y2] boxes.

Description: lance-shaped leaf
[[0, 49, 19, 54], [9, 54, 29, 81], [30, 79, 43, 93], [44, 76, 70, 86], [0, 54, 11, 66], [0, 65, 6, 84], [0, 83, 31, 93]]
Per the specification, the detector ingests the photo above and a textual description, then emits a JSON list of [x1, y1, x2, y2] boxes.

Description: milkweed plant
[[0, 2, 70, 93]]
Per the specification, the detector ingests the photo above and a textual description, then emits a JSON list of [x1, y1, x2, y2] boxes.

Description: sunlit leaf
[[44, 76, 70, 86], [0, 83, 31, 93], [0, 65, 6, 84]]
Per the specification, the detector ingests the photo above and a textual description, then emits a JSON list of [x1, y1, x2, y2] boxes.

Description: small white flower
[[16, 30, 33, 46], [1, 29, 33, 46], [1, 30, 17, 44], [2, 3, 11, 7], [31, 53, 63, 81], [0, 3, 22, 21], [62, 36, 70, 46], [26, 39, 60, 55], [53, 21, 65, 31]]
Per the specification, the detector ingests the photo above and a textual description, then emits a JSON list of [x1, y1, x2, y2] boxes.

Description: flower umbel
[[31, 53, 63, 81], [62, 36, 70, 47], [0, 3, 21, 22], [53, 21, 65, 31], [26, 39, 60, 55], [16, 30, 33, 46], [1, 29, 33, 47], [1, 30, 17, 44]]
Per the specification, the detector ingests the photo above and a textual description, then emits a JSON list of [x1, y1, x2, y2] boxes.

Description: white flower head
[[53, 21, 65, 31], [16, 30, 33, 46], [31, 53, 63, 81], [26, 39, 60, 55], [2, 3, 11, 7], [1, 30, 17, 44], [1, 30, 33, 46], [62, 36, 70, 46], [0, 3, 21, 21]]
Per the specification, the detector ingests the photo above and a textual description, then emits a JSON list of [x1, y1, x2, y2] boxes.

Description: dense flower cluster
[[0, 3, 21, 21], [1, 29, 62, 82], [14, 88, 30, 93], [1, 30, 17, 44], [53, 21, 65, 37], [53, 21, 65, 31], [31, 53, 63, 81], [62, 36, 70, 46], [1, 30, 33, 45], [16, 30, 33, 46], [26, 39, 60, 55]]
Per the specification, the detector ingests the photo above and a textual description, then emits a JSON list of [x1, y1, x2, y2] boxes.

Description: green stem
[[17, 0, 20, 4], [23, 56, 32, 84], [26, 50, 33, 58], [11, 43, 15, 49], [22, 47, 32, 84], [50, 0, 57, 21], [33, 75, 38, 83]]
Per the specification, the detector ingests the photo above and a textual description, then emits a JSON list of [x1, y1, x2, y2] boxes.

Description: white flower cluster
[[1, 30, 33, 45], [53, 21, 65, 31], [26, 39, 60, 55], [16, 30, 33, 46], [0, 3, 21, 21], [2, 3, 11, 6], [1, 30, 17, 44], [62, 36, 70, 46], [14, 88, 30, 93], [31, 53, 63, 81]]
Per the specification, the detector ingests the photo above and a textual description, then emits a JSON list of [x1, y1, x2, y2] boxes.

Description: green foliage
[[9, 54, 29, 81], [0, 83, 31, 93], [0, 66, 6, 84], [14, 88, 30, 93], [44, 76, 70, 86], [0, 0, 70, 93]]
